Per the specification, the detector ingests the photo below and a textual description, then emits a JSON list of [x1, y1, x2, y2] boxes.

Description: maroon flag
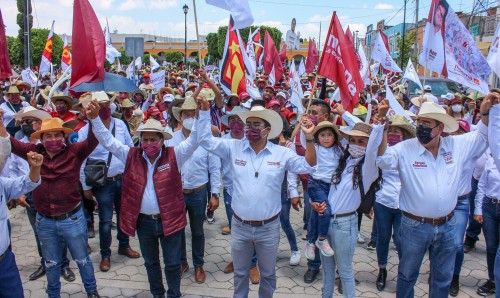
[[0, 10, 12, 79], [70, 0, 105, 89], [305, 38, 319, 73], [345, 27, 354, 44], [264, 30, 283, 84], [317, 12, 363, 112], [279, 43, 287, 65]]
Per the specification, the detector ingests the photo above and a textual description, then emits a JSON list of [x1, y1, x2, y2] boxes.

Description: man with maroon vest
[[86, 99, 199, 298]]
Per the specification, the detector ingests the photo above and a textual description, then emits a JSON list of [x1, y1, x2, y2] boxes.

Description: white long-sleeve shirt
[[0, 135, 12, 172], [474, 156, 500, 216], [489, 104, 500, 170], [220, 133, 246, 197]]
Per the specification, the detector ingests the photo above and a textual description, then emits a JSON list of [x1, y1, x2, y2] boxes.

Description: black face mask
[[21, 124, 35, 137], [416, 125, 435, 145]]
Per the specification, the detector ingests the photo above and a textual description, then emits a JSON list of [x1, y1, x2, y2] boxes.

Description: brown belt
[[233, 213, 280, 227], [183, 184, 206, 194], [458, 193, 470, 200], [139, 213, 161, 220], [403, 211, 455, 226], [330, 211, 356, 218]]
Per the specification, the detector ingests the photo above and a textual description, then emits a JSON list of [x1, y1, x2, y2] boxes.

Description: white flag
[[488, 23, 500, 78], [206, 0, 254, 30], [370, 62, 380, 80], [385, 78, 413, 123], [150, 55, 160, 71], [126, 62, 134, 79], [116, 60, 123, 72], [39, 21, 54, 77], [150, 70, 166, 91], [134, 56, 142, 69], [104, 19, 121, 64], [357, 43, 370, 85], [21, 68, 40, 87], [245, 29, 257, 81], [289, 61, 304, 113], [371, 32, 402, 73], [298, 58, 306, 77], [403, 58, 423, 90]]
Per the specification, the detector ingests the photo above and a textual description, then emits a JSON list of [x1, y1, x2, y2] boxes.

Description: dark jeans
[[371, 218, 378, 242], [93, 178, 129, 258], [307, 178, 331, 242], [137, 216, 182, 298], [304, 181, 321, 270], [181, 185, 207, 267], [374, 202, 401, 267], [466, 177, 482, 241], [281, 181, 298, 252], [0, 249, 24, 298], [481, 199, 500, 280]]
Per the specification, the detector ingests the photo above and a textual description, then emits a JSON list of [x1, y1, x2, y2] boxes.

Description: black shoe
[[464, 236, 476, 253], [61, 267, 76, 282], [87, 291, 101, 298], [376, 268, 387, 291], [87, 224, 95, 239], [304, 269, 319, 283], [449, 275, 460, 297], [153, 295, 165, 298], [338, 279, 343, 294], [367, 240, 376, 251], [29, 264, 45, 281], [111, 221, 117, 230], [477, 280, 496, 296]]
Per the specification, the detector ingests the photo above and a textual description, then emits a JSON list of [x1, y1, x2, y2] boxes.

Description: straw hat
[[31, 118, 74, 139], [340, 122, 373, 139], [13, 106, 51, 121], [237, 106, 283, 139], [410, 96, 428, 107], [172, 97, 197, 121], [221, 106, 246, 126], [92, 91, 110, 103], [417, 102, 459, 133], [121, 98, 134, 108], [388, 115, 416, 137], [313, 121, 342, 141], [72, 93, 93, 110], [51, 91, 74, 108], [14, 79, 31, 89], [5, 86, 21, 95], [134, 119, 172, 140], [199, 88, 216, 101]]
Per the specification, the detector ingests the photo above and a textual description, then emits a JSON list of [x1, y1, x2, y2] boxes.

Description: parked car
[[406, 77, 461, 105]]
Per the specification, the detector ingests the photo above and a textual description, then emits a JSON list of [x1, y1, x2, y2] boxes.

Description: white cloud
[[309, 14, 332, 23], [374, 3, 395, 10], [118, 0, 178, 11], [118, 0, 143, 11]]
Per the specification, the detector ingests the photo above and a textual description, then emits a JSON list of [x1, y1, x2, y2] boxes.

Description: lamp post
[[354, 30, 359, 51], [183, 4, 189, 67]]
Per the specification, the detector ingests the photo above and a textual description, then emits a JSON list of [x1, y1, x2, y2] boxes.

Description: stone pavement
[[9, 202, 489, 298]]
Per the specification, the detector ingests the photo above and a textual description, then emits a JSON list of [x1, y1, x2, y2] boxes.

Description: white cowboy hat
[[134, 118, 173, 140], [410, 96, 428, 107], [237, 106, 283, 139], [13, 106, 51, 121], [172, 97, 197, 121], [221, 106, 247, 126], [417, 102, 459, 133], [92, 91, 110, 103]]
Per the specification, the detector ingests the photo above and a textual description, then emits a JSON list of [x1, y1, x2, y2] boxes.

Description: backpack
[[357, 167, 383, 214]]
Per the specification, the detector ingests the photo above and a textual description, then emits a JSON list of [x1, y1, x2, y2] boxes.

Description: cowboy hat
[[14, 79, 31, 89], [313, 121, 342, 141], [121, 98, 134, 108], [31, 118, 74, 139], [410, 96, 428, 107], [92, 91, 110, 103], [51, 91, 74, 108], [172, 97, 197, 121], [199, 88, 216, 101], [5, 86, 21, 95], [72, 93, 93, 110], [13, 106, 51, 121], [237, 106, 283, 139], [221, 106, 247, 126], [134, 118, 172, 140], [62, 119, 81, 130], [340, 122, 373, 139], [417, 102, 459, 133], [388, 115, 416, 137]]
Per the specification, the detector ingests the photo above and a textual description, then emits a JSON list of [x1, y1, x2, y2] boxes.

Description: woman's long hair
[[331, 144, 365, 190]]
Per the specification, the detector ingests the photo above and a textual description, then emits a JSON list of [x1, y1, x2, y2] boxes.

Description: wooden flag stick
[[192, 0, 203, 66]]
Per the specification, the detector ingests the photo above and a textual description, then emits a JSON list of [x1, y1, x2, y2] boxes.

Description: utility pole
[[24, 0, 31, 68], [401, 0, 407, 67], [415, 0, 419, 58]]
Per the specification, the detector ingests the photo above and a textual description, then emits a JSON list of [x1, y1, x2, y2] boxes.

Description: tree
[[118, 50, 132, 66], [396, 30, 417, 67], [215, 25, 282, 58], [30, 29, 63, 69], [6, 36, 22, 66], [164, 52, 183, 64], [206, 33, 220, 61], [16, 0, 33, 67]]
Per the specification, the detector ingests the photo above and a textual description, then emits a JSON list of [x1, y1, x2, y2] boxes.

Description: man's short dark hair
[[311, 99, 331, 115], [251, 99, 266, 108]]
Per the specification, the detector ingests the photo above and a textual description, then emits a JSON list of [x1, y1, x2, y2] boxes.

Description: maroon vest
[[120, 146, 186, 237]]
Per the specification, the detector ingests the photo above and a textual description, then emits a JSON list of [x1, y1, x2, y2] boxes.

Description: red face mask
[[229, 121, 244, 135], [44, 139, 65, 152], [99, 107, 112, 120], [141, 143, 162, 157]]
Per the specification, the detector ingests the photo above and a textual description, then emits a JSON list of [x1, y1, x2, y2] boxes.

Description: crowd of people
[[0, 64, 500, 298]]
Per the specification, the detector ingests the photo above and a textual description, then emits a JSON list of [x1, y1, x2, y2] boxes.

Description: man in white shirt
[[0, 86, 30, 136], [376, 98, 491, 297], [422, 85, 439, 104], [195, 96, 317, 298]]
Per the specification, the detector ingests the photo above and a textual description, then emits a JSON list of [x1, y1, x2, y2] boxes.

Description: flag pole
[[192, 0, 203, 66], [421, 60, 428, 100]]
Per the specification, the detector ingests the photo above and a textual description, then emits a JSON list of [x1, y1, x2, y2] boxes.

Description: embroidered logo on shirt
[[157, 163, 170, 172], [442, 152, 454, 165], [235, 159, 247, 166], [267, 161, 281, 167], [412, 161, 427, 168]]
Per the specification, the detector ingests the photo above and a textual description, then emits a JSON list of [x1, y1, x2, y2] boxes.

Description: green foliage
[[118, 50, 132, 65], [30, 29, 63, 68], [164, 52, 184, 64], [6, 36, 22, 66], [396, 30, 417, 67], [206, 33, 220, 60]]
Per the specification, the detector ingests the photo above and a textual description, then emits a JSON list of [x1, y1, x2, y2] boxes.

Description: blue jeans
[[181, 185, 207, 267], [93, 178, 129, 258], [304, 187, 321, 270], [320, 213, 358, 298], [231, 216, 280, 298], [36, 208, 97, 297], [481, 199, 500, 280], [397, 214, 456, 298], [307, 178, 331, 242], [0, 249, 24, 298], [370, 218, 378, 242], [466, 177, 482, 240], [136, 216, 182, 298], [374, 202, 401, 268], [280, 180, 298, 252], [453, 197, 470, 276]]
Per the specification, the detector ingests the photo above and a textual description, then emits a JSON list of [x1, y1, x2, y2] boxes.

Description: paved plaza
[[10, 201, 489, 298]]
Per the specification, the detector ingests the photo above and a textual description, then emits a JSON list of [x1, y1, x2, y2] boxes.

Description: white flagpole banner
[[358, 43, 370, 85], [205, 0, 254, 30], [151, 70, 166, 91], [370, 62, 380, 79], [150, 55, 160, 71], [487, 23, 500, 78], [39, 20, 55, 76], [126, 62, 134, 79], [246, 29, 257, 81], [289, 60, 304, 113], [22, 68, 40, 87], [105, 19, 121, 64], [419, 0, 490, 94], [298, 58, 306, 76], [385, 78, 413, 123], [371, 32, 402, 73], [135, 56, 142, 69], [403, 58, 423, 90]]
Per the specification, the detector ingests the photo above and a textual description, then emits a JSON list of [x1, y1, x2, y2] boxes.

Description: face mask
[[229, 121, 244, 135], [416, 125, 435, 145], [141, 143, 162, 157], [245, 127, 265, 142], [451, 104, 462, 113], [348, 144, 366, 158], [328, 92, 334, 98], [182, 117, 195, 130], [123, 109, 133, 119], [308, 114, 318, 125], [10, 96, 21, 104], [21, 124, 35, 137], [99, 107, 112, 120], [387, 133, 402, 146], [44, 139, 65, 152], [56, 106, 67, 114]]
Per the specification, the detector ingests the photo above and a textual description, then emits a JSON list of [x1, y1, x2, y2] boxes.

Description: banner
[[61, 34, 72, 72], [104, 19, 121, 64], [0, 10, 12, 79], [40, 20, 55, 76], [264, 30, 283, 86], [403, 58, 423, 89], [285, 18, 300, 50], [289, 59, 304, 113], [151, 70, 165, 91], [252, 30, 264, 70], [206, 0, 253, 30], [358, 43, 370, 85], [305, 38, 319, 73], [150, 55, 160, 71], [134, 56, 142, 69], [419, 0, 490, 94], [487, 23, 500, 78], [385, 78, 413, 123], [371, 32, 402, 73], [246, 28, 257, 81], [21, 68, 40, 87], [126, 62, 134, 79]]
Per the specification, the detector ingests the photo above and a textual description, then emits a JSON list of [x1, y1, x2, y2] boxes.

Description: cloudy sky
[[2, 0, 472, 42]]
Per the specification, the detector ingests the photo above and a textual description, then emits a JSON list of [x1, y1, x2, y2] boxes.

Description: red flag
[[70, 0, 105, 89], [0, 10, 12, 79], [345, 27, 354, 44], [61, 35, 72, 71], [379, 30, 390, 53], [264, 30, 283, 85], [279, 43, 287, 65], [317, 12, 363, 112], [305, 38, 318, 73]]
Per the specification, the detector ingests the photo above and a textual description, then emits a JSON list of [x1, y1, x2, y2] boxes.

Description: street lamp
[[354, 30, 359, 51], [183, 4, 189, 67]]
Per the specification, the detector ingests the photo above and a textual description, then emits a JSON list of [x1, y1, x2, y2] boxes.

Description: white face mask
[[182, 117, 195, 131], [451, 104, 462, 113], [348, 144, 366, 159]]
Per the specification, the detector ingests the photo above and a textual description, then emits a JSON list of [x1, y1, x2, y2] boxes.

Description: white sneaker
[[315, 239, 334, 257], [289, 250, 301, 266], [357, 232, 365, 244], [304, 242, 316, 260]]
